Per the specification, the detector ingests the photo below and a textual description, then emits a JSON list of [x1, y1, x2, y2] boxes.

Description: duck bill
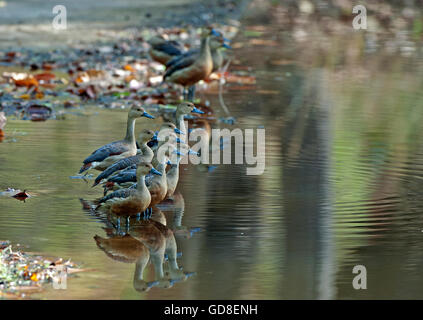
[[210, 29, 220, 37], [169, 279, 182, 286], [188, 149, 200, 156], [174, 128, 184, 135], [150, 168, 162, 176], [192, 106, 204, 114], [173, 150, 184, 156], [142, 111, 155, 119]]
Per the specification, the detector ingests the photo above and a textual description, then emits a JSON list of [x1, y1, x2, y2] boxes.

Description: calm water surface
[[2, 15, 423, 300]]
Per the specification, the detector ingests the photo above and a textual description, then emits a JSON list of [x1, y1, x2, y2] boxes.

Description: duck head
[[158, 122, 184, 136], [137, 162, 161, 176], [138, 129, 155, 143], [208, 28, 231, 49], [157, 131, 181, 144], [177, 102, 204, 115], [128, 104, 155, 120], [178, 143, 200, 157]]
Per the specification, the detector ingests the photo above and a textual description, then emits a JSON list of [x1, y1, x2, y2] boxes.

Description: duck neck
[[137, 175, 148, 192], [140, 142, 153, 159], [175, 112, 187, 141], [175, 111, 185, 129], [124, 116, 136, 143], [200, 36, 211, 58], [168, 162, 180, 179], [157, 162, 166, 179]]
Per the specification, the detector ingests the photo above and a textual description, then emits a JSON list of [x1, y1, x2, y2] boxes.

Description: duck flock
[[76, 28, 231, 290], [79, 28, 230, 232]]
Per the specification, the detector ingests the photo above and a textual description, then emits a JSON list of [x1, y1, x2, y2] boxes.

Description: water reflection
[[83, 193, 196, 293]]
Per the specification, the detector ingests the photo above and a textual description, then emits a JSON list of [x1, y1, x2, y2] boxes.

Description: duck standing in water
[[146, 151, 171, 211], [79, 105, 155, 174], [103, 130, 183, 194], [164, 29, 215, 101], [95, 162, 161, 230], [148, 36, 184, 65], [92, 129, 155, 187]]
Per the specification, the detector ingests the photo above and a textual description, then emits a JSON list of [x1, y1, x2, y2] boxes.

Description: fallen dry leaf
[[12, 190, 30, 199], [34, 73, 55, 81], [14, 77, 38, 88]]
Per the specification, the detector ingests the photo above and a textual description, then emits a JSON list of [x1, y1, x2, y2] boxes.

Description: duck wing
[[80, 141, 129, 173], [166, 49, 199, 68], [93, 155, 139, 186], [155, 42, 183, 57], [98, 188, 133, 204], [107, 169, 137, 185], [164, 55, 197, 79]]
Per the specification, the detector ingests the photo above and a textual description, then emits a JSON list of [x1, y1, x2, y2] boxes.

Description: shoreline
[[0, 0, 251, 51]]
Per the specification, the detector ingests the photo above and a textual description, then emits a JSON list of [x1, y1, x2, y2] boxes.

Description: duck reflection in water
[[158, 192, 201, 239], [94, 234, 158, 292], [94, 210, 195, 291]]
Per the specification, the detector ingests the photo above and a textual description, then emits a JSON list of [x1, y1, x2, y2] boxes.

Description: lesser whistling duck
[[148, 35, 184, 65], [164, 29, 216, 101], [103, 131, 182, 195], [96, 162, 161, 228], [92, 129, 155, 187], [146, 150, 171, 210], [167, 30, 231, 74], [161, 102, 204, 141], [79, 105, 155, 174], [148, 122, 183, 151]]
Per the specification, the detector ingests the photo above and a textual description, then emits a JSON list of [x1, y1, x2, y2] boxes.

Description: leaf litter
[[0, 242, 89, 299]]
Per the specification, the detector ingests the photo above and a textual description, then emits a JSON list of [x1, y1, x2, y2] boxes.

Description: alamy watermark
[[157, 121, 265, 176], [352, 265, 367, 290], [352, 5, 367, 30], [52, 5, 67, 30]]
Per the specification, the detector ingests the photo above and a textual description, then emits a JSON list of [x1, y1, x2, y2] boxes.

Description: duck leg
[[187, 85, 196, 101], [182, 87, 188, 100], [113, 217, 121, 233], [148, 207, 153, 220], [142, 208, 151, 221]]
